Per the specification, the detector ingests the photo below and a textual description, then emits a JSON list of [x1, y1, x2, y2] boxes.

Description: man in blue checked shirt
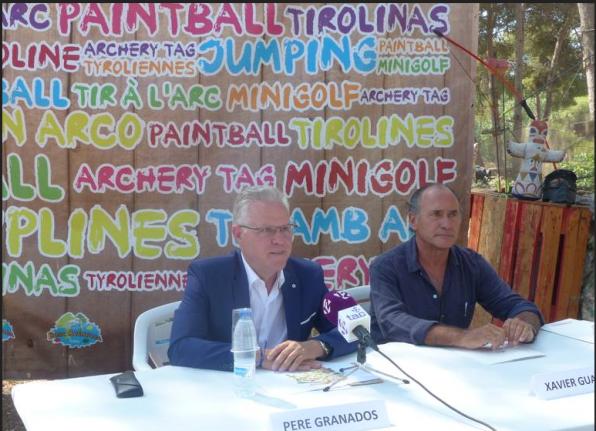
[[370, 183, 543, 350]]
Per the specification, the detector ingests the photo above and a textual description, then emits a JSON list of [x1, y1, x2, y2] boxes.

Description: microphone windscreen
[[322, 290, 358, 326]]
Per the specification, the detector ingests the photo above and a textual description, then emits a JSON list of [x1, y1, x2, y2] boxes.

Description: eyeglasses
[[239, 224, 296, 237]]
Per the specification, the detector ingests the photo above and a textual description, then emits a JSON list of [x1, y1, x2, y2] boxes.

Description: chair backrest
[[132, 301, 181, 371], [346, 285, 371, 313]]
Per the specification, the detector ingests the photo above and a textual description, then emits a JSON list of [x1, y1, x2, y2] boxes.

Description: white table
[[12, 322, 595, 431]]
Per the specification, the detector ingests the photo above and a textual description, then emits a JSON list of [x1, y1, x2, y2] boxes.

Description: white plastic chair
[[132, 301, 181, 371], [346, 285, 371, 313]]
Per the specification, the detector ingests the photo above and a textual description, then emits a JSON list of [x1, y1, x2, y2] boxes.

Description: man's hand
[[457, 323, 507, 350], [503, 313, 539, 346], [426, 323, 506, 350], [262, 340, 323, 372], [425, 313, 541, 350]]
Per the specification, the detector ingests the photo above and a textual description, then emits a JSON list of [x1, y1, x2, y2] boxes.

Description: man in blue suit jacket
[[169, 186, 356, 372]]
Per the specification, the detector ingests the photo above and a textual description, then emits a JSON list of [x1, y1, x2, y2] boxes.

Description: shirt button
[[432, 294, 438, 299]]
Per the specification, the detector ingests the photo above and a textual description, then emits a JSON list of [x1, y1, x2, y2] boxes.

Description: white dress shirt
[[241, 253, 288, 350]]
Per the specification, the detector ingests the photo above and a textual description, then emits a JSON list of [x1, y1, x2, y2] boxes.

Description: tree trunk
[[578, 3, 595, 117], [486, 5, 504, 191], [543, 13, 572, 120], [511, 3, 526, 175], [513, 4, 525, 142]]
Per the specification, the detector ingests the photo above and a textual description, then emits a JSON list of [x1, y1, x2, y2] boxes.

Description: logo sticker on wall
[[47, 312, 103, 348], [2, 319, 15, 342]]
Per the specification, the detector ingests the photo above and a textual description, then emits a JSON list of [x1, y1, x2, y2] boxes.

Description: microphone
[[322, 291, 377, 350], [323, 290, 410, 386]]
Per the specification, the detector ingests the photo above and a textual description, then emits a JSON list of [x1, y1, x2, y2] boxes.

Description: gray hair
[[407, 183, 459, 215], [232, 185, 290, 224]]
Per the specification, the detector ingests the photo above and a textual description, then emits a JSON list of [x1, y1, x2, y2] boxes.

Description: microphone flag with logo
[[322, 290, 376, 350], [322, 290, 358, 326]]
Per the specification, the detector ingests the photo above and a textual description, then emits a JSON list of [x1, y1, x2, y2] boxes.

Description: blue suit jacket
[[168, 250, 357, 371]]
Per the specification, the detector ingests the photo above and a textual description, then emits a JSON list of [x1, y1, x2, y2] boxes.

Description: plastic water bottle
[[231, 308, 258, 398]]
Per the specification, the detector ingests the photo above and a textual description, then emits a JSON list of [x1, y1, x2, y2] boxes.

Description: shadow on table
[[252, 392, 297, 410]]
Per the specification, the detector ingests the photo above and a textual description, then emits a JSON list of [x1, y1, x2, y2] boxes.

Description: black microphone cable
[[373, 347, 498, 431], [325, 300, 497, 430]]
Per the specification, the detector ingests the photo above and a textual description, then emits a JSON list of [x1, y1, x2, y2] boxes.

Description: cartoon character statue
[[507, 120, 565, 200]]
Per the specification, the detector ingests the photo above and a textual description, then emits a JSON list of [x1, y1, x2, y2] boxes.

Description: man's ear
[[407, 212, 417, 231], [231, 224, 242, 242]]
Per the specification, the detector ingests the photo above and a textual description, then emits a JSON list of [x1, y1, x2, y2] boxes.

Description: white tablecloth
[[12, 321, 595, 431]]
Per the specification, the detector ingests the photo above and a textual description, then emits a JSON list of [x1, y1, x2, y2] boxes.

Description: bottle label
[[234, 367, 250, 377]]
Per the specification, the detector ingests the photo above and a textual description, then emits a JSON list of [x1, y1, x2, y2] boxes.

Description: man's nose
[[271, 229, 290, 242], [439, 216, 452, 228]]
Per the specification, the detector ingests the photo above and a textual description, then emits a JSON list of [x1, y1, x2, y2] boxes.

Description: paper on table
[[286, 362, 382, 392], [285, 367, 341, 385], [448, 344, 545, 365], [541, 319, 594, 344]]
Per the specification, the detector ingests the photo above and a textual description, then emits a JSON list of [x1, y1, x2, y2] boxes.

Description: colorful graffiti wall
[[2, 3, 477, 377]]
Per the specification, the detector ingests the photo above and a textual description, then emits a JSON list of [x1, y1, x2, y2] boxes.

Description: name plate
[[270, 400, 390, 431], [531, 367, 594, 400]]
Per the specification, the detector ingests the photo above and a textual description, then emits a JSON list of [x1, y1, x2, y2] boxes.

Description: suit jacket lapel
[[232, 249, 250, 309], [282, 262, 302, 341]]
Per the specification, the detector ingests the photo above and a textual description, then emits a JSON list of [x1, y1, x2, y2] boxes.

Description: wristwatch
[[318, 340, 332, 359]]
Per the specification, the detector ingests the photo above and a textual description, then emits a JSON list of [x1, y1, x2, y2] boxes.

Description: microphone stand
[[328, 335, 409, 391], [355, 333, 410, 386], [356, 339, 367, 365]]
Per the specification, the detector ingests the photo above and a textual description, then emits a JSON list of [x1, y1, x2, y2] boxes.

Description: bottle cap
[[239, 308, 252, 319]]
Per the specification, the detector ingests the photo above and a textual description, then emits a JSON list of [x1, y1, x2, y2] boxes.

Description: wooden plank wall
[[2, 3, 478, 377], [467, 192, 592, 324], [469, 194, 506, 327]]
